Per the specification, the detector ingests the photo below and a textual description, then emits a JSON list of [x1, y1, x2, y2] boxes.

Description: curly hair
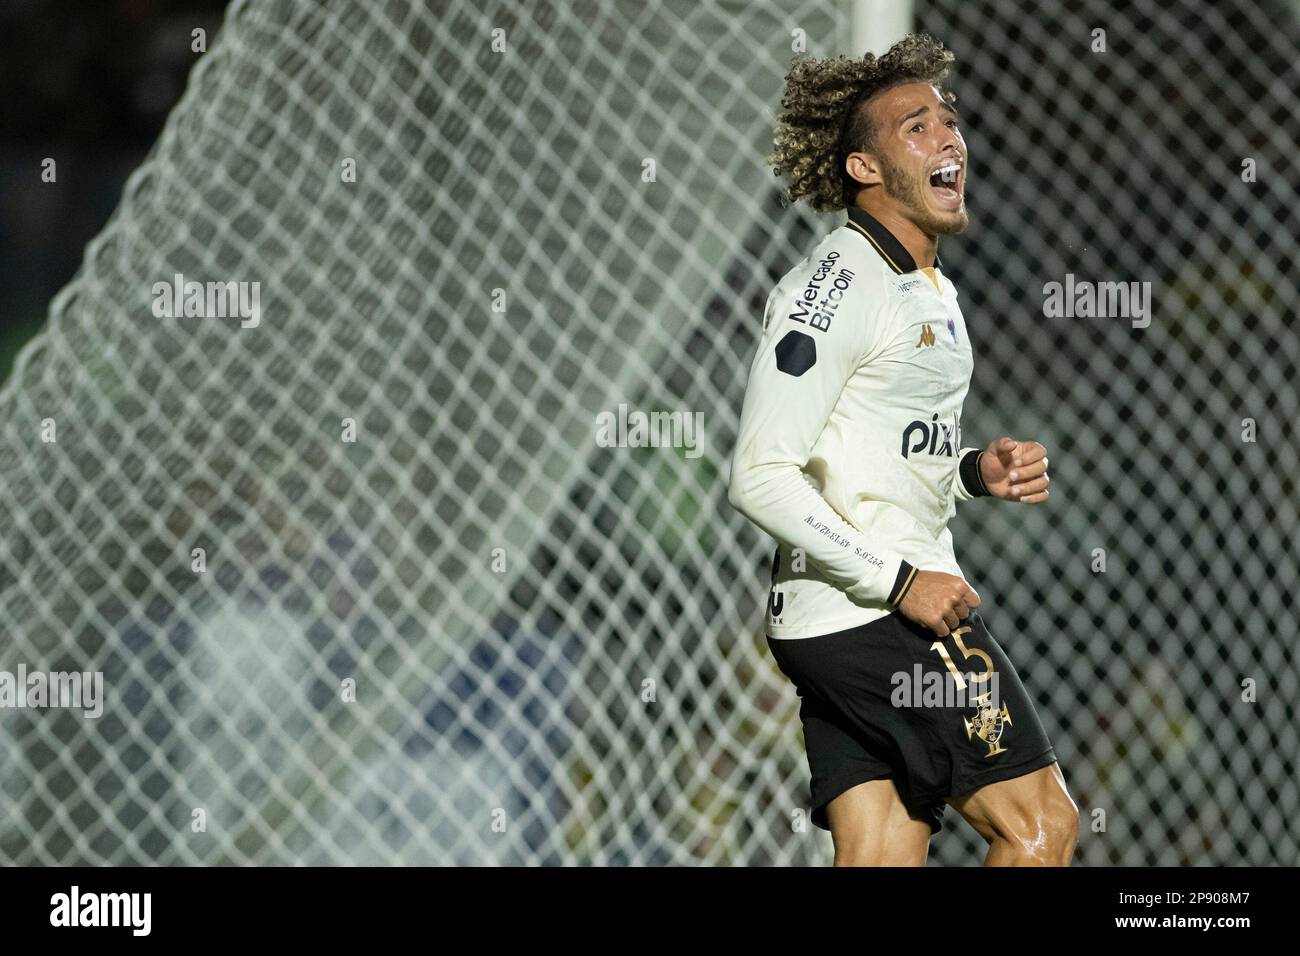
[[770, 34, 957, 213]]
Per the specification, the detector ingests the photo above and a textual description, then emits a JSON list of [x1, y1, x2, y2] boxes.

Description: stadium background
[[0, 0, 1295, 865]]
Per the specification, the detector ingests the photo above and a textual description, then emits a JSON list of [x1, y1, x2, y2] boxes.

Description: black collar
[[845, 206, 942, 274]]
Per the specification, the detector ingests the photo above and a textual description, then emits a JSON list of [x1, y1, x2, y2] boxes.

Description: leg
[[826, 778, 932, 866], [946, 763, 1078, 866]]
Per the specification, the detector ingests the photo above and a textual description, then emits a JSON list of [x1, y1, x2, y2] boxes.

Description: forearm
[[729, 461, 914, 608]]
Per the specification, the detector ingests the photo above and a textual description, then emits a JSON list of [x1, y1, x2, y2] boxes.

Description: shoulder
[[766, 226, 894, 330], [776, 226, 892, 294]]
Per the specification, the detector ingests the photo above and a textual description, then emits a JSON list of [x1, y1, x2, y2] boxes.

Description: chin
[[935, 209, 969, 235], [920, 205, 969, 237]]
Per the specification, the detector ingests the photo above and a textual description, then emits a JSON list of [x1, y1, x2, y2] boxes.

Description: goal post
[[848, 0, 914, 56]]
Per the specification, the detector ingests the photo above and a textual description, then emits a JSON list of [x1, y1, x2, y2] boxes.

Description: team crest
[[964, 691, 1012, 757], [947, 317, 957, 342]]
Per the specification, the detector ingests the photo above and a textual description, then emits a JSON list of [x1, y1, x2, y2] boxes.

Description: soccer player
[[728, 34, 1078, 866]]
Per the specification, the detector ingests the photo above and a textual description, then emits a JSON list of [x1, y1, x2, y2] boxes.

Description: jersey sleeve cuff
[[888, 559, 919, 609], [957, 448, 992, 499]]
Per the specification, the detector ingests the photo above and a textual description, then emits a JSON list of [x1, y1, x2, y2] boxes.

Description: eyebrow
[[898, 102, 959, 126]]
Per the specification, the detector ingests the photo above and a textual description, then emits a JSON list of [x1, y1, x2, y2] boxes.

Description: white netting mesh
[[0, 0, 1296, 865]]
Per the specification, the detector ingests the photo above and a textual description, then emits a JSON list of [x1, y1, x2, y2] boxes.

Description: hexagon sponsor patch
[[775, 330, 816, 377]]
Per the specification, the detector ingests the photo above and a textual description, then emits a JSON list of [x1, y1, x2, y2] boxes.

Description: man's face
[[862, 82, 968, 236]]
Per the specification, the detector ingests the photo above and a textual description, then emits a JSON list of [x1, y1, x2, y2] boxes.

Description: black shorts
[[767, 609, 1057, 834]]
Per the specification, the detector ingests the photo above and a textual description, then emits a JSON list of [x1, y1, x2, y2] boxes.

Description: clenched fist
[[898, 570, 980, 637], [979, 436, 1050, 504]]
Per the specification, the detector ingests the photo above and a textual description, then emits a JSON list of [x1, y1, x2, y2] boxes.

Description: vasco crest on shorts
[[964, 691, 1013, 757]]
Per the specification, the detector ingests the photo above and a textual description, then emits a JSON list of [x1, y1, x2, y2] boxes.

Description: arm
[[727, 269, 913, 609]]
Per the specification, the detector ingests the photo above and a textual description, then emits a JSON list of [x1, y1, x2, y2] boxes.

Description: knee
[[1043, 793, 1080, 864], [834, 846, 924, 867], [994, 792, 1079, 866], [833, 837, 891, 866], [1021, 792, 1079, 865], [833, 848, 878, 867], [833, 836, 928, 867]]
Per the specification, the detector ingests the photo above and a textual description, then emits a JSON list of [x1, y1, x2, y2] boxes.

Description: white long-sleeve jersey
[[728, 206, 990, 639]]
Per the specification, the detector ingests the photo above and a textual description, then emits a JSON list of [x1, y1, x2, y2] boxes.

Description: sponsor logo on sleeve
[[787, 250, 856, 334]]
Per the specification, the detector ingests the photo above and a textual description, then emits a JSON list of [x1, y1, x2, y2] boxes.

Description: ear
[[845, 150, 883, 190]]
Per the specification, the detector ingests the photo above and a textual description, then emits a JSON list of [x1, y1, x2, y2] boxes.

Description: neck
[[855, 198, 939, 270]]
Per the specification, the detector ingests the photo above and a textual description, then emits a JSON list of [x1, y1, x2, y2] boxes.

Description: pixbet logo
[[900, 411, 961, 459]]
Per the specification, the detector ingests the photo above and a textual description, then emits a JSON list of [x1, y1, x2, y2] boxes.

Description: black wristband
[[959, 448, 992, 497]]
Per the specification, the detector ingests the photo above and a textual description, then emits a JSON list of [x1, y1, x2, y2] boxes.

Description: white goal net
[[0, 0, 1295, 865]]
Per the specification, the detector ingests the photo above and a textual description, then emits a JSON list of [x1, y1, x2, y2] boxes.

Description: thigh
[[827, 778, 932, 866], [946, 762, 1074, 845]]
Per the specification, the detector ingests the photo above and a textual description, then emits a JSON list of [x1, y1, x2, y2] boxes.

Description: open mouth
[[928, 162, 963, 208]]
